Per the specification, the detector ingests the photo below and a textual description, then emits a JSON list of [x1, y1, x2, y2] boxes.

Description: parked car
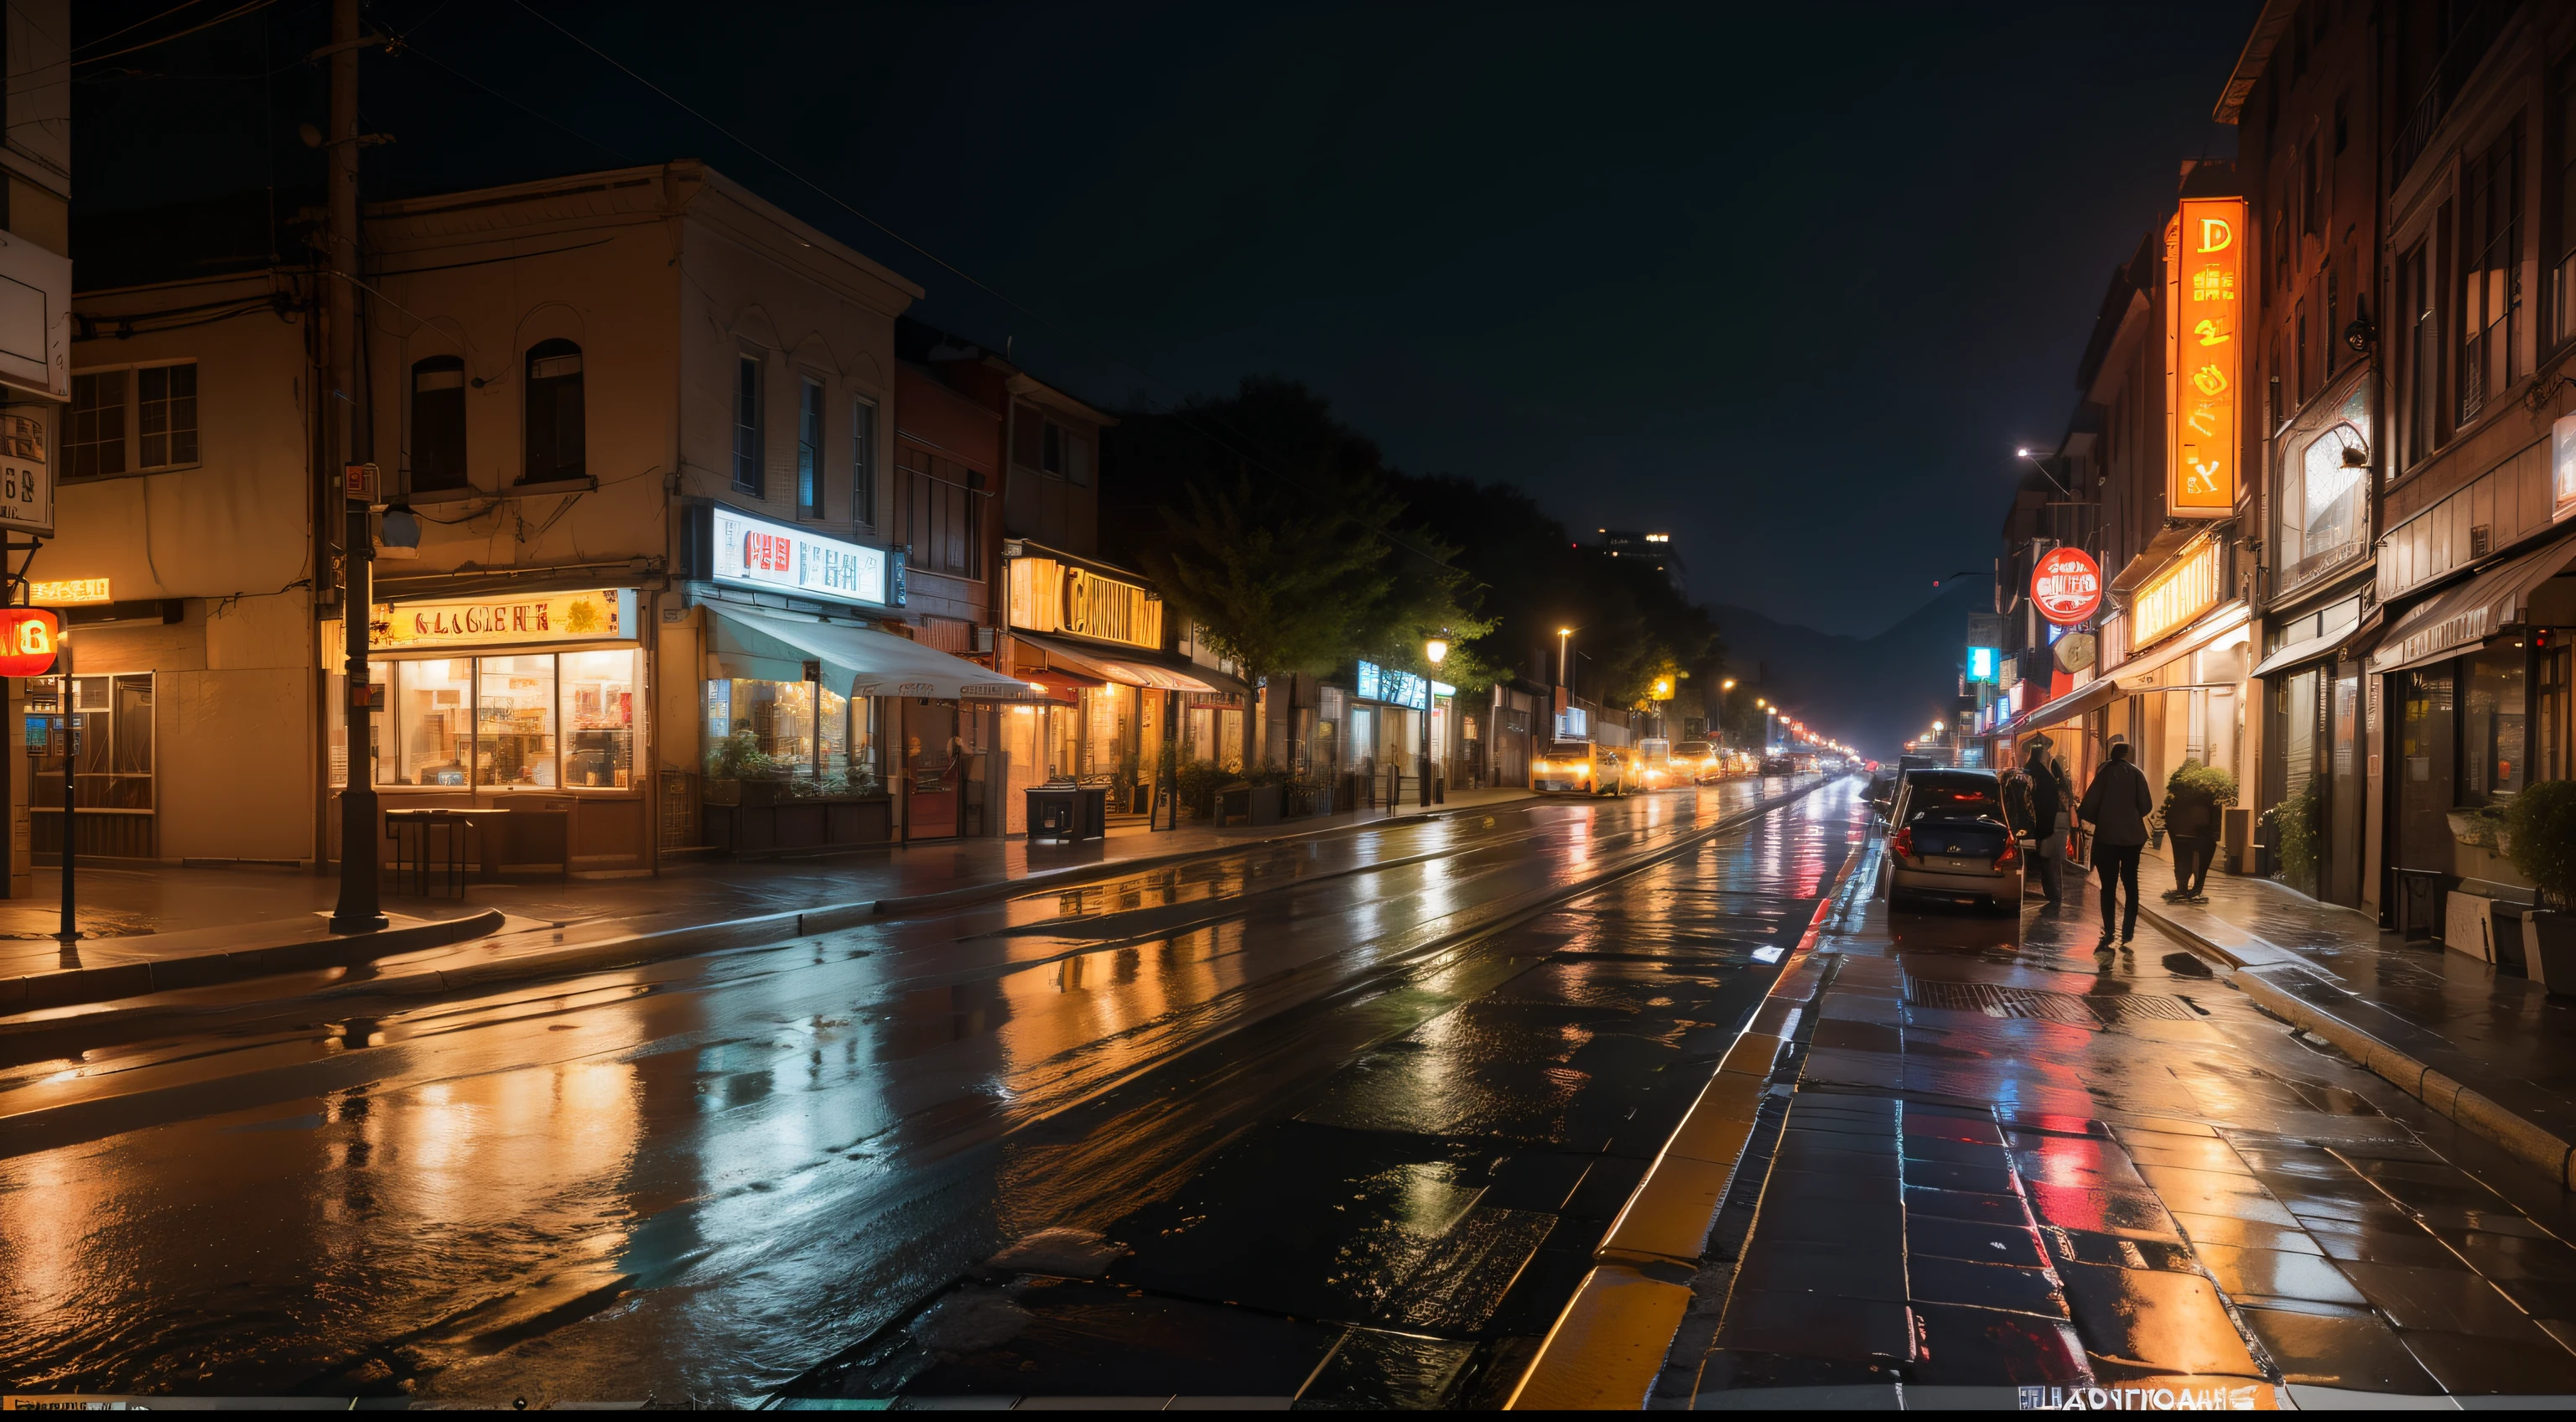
[[1869, 753, 1940, 818], [1673, 740, 1725, 784], [1760, 755, 1797, 776], [1885, 767, 2023, 912], [1533, 740, 1629, 796], [1635, 738, 1675, 788]]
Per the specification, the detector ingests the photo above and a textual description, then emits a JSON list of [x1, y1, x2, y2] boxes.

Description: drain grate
[[1904, 979, 2198, 1028]]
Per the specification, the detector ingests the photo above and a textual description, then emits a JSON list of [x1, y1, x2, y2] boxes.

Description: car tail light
[[1992, 838, 2018, 867], [1890, 828, 1914, 859]]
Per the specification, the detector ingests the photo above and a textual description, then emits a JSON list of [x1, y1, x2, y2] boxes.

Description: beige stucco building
[[32, 162, 1074, 874]]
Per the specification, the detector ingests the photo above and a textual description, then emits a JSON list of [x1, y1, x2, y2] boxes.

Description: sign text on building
[[29, 577, 108, 605], [2032, 548, 2103, 626], [2130, 537, 2223, 649], [1006, 553, 1164, 650], [2165, 196, 2246, 517], [709, 505, 890, 606], [0, 406, 49, 537], [372, 589, 636, 650]]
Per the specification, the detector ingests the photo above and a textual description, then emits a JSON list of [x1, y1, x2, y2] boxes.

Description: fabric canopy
[[705, 605, 1044, 701], [1014, 631, 1233, 694], [2007, 677, 2125, 737], [2250, 615, 2370, 679], [2371, 533, 2576, 675]]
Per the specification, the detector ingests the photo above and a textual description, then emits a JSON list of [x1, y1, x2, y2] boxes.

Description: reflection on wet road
[[0, 776, 1828, 1405], [1669, 800, 2576, 1404]]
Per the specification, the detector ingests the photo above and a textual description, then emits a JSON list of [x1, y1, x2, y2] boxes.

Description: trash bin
[[1027, 786, 1080, 843]]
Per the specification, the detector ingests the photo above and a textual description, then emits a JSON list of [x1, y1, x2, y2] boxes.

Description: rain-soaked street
[[18, 776, 2576, 1407], [0, 775, 1828, 1406]]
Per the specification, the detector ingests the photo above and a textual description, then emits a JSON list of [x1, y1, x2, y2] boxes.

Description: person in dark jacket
[[2160, 759, 2221, 904], [2077, 741, 2156, 948], [2023, 736, 2070, 906]]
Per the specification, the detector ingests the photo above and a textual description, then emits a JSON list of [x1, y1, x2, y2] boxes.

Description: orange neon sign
[[2165, 196, 2245, 517]]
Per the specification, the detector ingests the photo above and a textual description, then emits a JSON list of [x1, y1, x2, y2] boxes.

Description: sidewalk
[[0, 786, 1538, 1025], [2142, 865, 2576, 1188]]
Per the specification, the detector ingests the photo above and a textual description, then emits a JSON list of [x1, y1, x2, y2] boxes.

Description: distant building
[[1595, 528, 1685, 594]]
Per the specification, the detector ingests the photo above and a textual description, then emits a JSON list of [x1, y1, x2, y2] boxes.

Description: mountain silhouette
[[1713, 583, 1982, 759]]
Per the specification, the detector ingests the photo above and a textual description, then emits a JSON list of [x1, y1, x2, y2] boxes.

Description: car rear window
[[1676, 742, 1712, 756], [1907, 776, 2004, 819], [1545, 743, 1594, 759]]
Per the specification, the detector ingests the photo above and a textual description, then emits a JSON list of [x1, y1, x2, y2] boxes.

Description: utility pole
[[326, 0, 385, 934]]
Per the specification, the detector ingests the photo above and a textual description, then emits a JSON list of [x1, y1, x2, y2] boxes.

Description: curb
[[2140, 903, 2576, 1191], [0, 910, 508, 1017], [1505, 813, 1867, 1410], [0, 784, 1811, 1064]]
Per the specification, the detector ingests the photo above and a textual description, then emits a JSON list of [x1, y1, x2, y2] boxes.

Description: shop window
[[562, 650, 636, 788], [734, 356, 764, 496], [797, 377, 825, 518], [333, 651, 641, 790], [412, 356, 469, 491], [852, 397, 878, 528], [394, 657, 473, 786], [28, 674, 154, 808], [478, 655, 558, 786], [2464, 648, 2528, 803], [2459, 122, 2523, 426], [704, 677, 877, 792], [523, 340, 585, 484]]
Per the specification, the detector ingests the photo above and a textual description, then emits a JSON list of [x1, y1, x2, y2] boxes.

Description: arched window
[[411, 355, 467, 491], [523, 339, 584, 484]]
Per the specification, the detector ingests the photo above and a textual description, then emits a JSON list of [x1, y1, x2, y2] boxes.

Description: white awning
[[704, 605, 1043, 701], [1014, 631, 1228, 693], [2371, 532, 2576, 675]]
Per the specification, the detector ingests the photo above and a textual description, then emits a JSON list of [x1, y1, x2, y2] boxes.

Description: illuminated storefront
[[1000, 542, 1240, 832], [326, 587, 652, 872]]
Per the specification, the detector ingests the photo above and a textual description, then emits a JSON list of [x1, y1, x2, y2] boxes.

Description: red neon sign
[[0, 608, 61, 677], [2032, 548, 2103, 626]]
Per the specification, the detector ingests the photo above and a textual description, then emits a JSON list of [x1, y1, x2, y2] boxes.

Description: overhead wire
[[75, 0, 282, 66]]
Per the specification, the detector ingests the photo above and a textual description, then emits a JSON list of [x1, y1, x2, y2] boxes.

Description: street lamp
[[1556, 627, 1574, 688], [1421, 633, 1448, 808]]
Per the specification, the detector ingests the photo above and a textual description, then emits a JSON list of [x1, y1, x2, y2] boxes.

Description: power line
[[75, 0, 216, 54], [75, 0, 280, 65]]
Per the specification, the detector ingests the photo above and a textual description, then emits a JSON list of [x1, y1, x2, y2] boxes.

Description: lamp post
[[1555, 627, 1573, 689], [55, 628, 74, 945], [1717, 677, 1736, 748], [1422, 633, 1449, 808]]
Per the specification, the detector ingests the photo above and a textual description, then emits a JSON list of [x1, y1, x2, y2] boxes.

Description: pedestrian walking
[[2159, 758, 2222, 905], [2076, 740, 2155, 949], [2023, 736, 2070, 907]]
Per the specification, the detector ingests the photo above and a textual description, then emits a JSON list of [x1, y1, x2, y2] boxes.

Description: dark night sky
[[80, 0, 2252, 638]]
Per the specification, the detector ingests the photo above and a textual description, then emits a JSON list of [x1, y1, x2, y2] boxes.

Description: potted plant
[[2507, 781, 2576, 991], [2262, 780, 2321, 897]]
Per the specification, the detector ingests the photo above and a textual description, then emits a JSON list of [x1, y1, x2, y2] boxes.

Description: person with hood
[[2077, 741, 2156, 948], [2021, 736, 2070, 906], [2160, 759, 2221, 905]]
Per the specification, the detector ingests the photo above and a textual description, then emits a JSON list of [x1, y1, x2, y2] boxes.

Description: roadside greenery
[[2264, 780, 2320, 896], [2507, 780, 2576, 909]]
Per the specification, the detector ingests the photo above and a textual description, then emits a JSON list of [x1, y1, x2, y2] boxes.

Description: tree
[[1140, 465, 1389, 768]]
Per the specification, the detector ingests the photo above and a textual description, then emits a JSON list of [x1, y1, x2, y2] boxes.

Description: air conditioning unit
[[973, 625, 995, 653]]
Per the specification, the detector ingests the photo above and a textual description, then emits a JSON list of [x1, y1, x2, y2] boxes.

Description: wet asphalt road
[[0, 774, 1828, 1406], [18, 776, 2576, 1407]]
